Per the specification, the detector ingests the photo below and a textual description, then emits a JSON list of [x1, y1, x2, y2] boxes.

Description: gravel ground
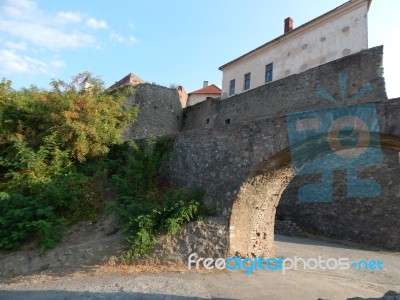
[[0, 235, 399, 300]]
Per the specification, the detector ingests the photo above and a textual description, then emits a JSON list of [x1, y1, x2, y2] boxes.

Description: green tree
[[0, 74, 137, 250], [0, 73, 137, 162]]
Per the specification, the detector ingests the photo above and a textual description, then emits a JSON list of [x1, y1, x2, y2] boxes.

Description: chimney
[[284, 17, 293, 34], [203, 81, 209, 88]]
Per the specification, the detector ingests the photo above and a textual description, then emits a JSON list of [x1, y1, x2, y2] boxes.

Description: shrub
[[0, 172, 88, 250], [107, 138, 207, 261]]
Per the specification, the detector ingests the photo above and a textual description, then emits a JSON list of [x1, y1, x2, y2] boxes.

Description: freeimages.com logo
[[286, 72, 382, 202]]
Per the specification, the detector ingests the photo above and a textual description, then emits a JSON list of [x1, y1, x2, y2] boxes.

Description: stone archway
[[228, 151, 294, 258], [228, 133, 400, 258]]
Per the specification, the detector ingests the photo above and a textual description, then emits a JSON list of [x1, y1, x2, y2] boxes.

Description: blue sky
[[0, 0, 399, 98]]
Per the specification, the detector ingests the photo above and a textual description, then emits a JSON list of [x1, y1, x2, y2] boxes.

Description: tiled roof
[[189, 84, 222, 95], [108, 73, 145, 91]]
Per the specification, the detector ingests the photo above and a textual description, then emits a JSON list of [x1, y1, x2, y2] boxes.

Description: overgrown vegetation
[[0, 73, 136, 250], [107, 138, 206, 261], [0, 74, 207, 258]]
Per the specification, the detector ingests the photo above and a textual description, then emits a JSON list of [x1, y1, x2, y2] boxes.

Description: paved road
[[0, 235, 399, 300]]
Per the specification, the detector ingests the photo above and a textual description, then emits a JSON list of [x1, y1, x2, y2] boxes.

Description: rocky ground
[[0, 214, 125, 277]]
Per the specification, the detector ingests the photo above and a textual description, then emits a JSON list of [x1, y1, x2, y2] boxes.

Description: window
[[229, 79, 235, 96], [265, 63, 273, 83], [244, 73, 251, 90]]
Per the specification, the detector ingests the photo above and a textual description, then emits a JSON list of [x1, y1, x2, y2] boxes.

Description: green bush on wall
[[107, 138, 207, 261]]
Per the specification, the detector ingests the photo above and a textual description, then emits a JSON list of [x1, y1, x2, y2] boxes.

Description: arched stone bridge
[[166, 46, 400, 260]]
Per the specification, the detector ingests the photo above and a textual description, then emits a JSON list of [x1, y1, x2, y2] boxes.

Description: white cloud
[[58, 11, 83, 24], [110, 31, 137, 44], [7, 0, 36, 10], [86, 18, 107, 29], [50, 60, 66, 68], [0, 49, 66, 75], [110, 31, 126, 43], [5, 41, 27, 51], [0, 19, 96, 50], [0, 0, 38, 19], [0, 0, 138, 76], [0, 0, 96, 50], [0, 49, 31, 73]]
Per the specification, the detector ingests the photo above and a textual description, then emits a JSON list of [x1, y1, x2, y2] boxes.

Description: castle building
[[219, 0, 372, 99]]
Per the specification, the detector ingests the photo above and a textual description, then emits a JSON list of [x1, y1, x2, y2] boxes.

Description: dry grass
[[94, 255, 227, 276], [96, 262, 188, 275]]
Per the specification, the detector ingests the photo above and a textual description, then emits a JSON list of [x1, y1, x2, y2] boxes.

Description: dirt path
[[1, 235, 399, 300]]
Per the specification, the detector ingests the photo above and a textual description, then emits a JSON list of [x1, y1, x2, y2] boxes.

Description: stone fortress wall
[[133, 46, 400, 263], [182, 46, 386, 131]]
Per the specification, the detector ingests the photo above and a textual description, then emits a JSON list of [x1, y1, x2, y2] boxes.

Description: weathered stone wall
[[277, 146, 400, 250], [169, 99, 400, 254], [169, 115, 289, 216], [128, 46, 399, 262], [123, 83, 183, 140], [137, 217, 228, 265], [182, 46, 387, 131]]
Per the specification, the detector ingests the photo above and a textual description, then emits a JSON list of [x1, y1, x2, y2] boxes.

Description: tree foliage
[[0, 73, 137, 162], [0, 74, 137, 250]]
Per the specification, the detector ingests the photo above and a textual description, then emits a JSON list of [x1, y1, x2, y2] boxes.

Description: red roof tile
[[189, 84, 221, 95]]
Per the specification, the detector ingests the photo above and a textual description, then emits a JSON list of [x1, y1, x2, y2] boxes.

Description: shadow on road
[[0, 290, 237, 300]]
